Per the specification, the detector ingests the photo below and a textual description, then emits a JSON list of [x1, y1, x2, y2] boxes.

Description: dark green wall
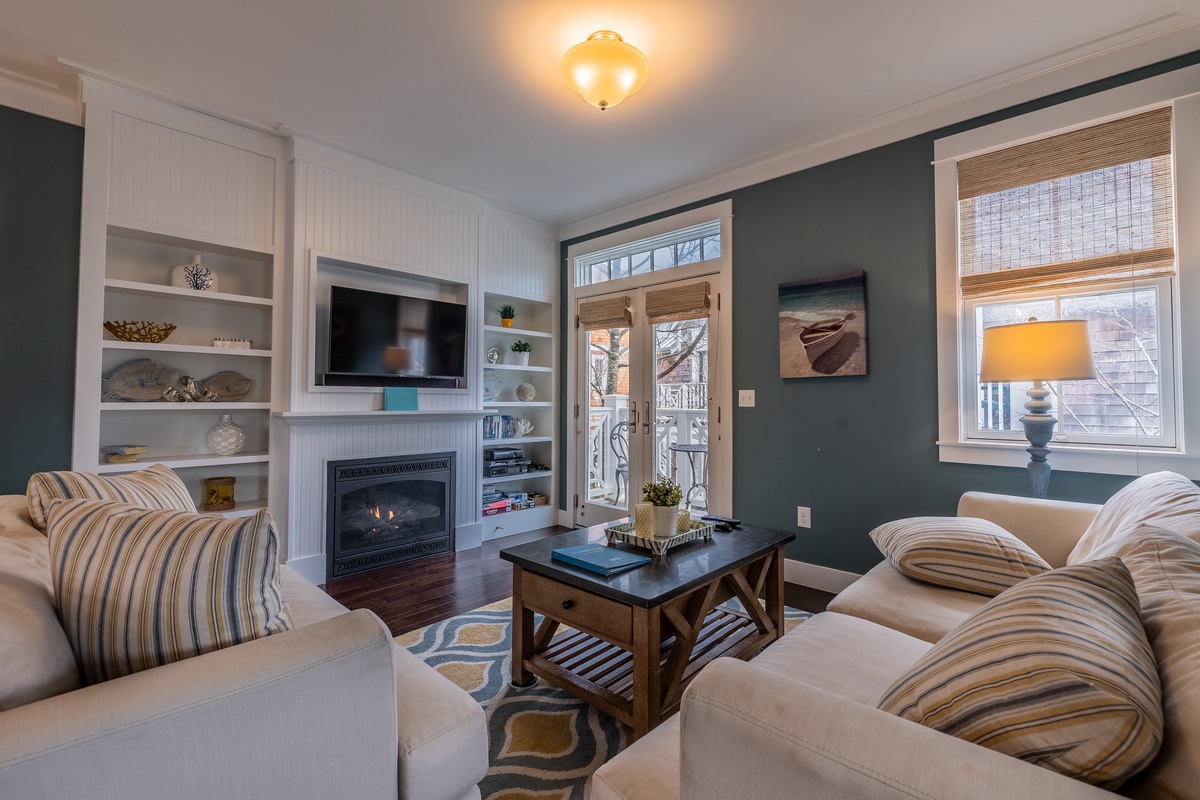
[[0, 105, 83, 493], [563, 51, 1200, 574]]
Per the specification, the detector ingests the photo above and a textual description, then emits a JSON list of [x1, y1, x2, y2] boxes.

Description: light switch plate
[[738, 389, 755, 407]]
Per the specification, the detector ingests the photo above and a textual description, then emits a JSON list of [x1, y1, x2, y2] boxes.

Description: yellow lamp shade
[[561, 31, 649, 111], [979, 319, 1096, 383]]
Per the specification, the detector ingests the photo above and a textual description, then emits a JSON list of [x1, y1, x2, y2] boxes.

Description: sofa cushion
[[48, 499, 293, 685], [752, 612, 931, 705], [878, 558, 1162, 790], [1068, 471, 1200, 564], [0, 496, 80, 709], [828, 561, 990, 643], [1088, 526, 1200, 799], [870, 516, 1050, 596], [27, 463, 196, 531]]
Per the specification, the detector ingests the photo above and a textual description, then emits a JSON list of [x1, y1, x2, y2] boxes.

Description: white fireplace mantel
[[276, 410, 486, 426]]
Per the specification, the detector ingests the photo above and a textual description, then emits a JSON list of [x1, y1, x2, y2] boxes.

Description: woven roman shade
[[577, 295, 632, 329], [645, 281, 710, 324], [958, 107, 1175, 299]]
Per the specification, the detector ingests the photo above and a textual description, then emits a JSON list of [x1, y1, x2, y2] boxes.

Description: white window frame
[[963, 277, 1176, 448], [934, 65, 1200, 479]]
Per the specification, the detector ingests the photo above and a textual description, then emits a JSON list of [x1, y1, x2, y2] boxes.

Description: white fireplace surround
[[276, 410, 485, 585]]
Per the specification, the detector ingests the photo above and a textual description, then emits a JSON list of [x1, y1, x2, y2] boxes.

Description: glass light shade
[[979, 319, 1096, 383], [561, 31, 649, 110]]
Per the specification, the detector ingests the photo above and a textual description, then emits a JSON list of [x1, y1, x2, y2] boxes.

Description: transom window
[[574, 219, 721, 287]]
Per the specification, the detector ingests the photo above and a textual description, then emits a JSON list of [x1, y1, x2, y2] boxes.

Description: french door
[[574, 279, 716, 527]]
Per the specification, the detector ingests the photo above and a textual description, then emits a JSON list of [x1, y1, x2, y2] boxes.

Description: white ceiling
[[4, 1, 1200, 228]]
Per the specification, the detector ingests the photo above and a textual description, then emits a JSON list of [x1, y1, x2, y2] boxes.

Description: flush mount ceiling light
[[560, 30, 649, 111]]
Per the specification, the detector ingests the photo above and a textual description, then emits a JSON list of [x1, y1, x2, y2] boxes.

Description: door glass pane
[[653, 317, 709, 511], [586, 327, 631, 510]]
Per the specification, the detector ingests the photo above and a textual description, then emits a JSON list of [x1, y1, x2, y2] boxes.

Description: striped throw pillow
[[27, 463, 196, 532], [870, 516, 1050, 596], [878, 559, 1163, 789], [48, 499, 293, 685]]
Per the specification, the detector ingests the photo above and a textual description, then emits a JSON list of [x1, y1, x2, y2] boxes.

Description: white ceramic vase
[[651, 504, 679, 538], [206, 414, 245, 455], [513, 351, 530, 366], [171, 254, 219, 292]]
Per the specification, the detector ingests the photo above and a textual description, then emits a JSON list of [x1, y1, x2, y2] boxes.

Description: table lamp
[[979, 318, 1095, 499]]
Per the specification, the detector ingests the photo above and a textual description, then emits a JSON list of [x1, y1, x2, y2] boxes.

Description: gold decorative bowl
[[103, 320, 177, 343]]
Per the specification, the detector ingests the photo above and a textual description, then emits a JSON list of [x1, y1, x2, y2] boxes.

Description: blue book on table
[[551, 543, 651, 576]]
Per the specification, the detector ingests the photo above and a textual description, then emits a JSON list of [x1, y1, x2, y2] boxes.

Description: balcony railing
[[588, 392, 708, 509]]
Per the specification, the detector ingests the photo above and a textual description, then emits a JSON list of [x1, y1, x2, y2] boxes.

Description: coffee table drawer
[[522, 572, 633, 647]]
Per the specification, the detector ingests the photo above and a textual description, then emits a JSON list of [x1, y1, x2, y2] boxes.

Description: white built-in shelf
[[483, 435, 553, 445], [484, 401, 553, 409], [483, 471, 554, 485], [103, 341, 273, 358], [204, 498, 269, 519], [485, 364, 552, 373], [108, 217, 275, 257], [104, 278, 274, 307], [96, 450, 270, 474], [102, 402, 271, 411], [482, 324, 554, 339]]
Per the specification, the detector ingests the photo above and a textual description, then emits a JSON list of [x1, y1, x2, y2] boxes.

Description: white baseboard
[[284, 554, 326, 586], [784, 559, 860, 594], [457, 522, 483, 551]]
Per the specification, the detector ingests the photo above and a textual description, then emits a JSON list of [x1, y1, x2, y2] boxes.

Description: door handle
[[643, 401, 651, 433], [629, 405, 638, 427]]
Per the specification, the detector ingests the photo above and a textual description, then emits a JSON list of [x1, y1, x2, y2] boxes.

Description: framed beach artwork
[[779, 270, 867, 378]]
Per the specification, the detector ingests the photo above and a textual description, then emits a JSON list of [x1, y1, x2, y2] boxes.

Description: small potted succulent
[[496, 304, 517, 328], [510, 339, 532, 366], [642, 477, 683, 537]]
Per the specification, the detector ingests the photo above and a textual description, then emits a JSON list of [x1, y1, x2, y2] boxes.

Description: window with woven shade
[[952, 106, 1179, 450]]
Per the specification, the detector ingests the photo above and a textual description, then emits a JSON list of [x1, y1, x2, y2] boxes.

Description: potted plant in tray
[[642, 477, 683, 538], [510, 339, 532, 366], [496, 304, 517, 328]]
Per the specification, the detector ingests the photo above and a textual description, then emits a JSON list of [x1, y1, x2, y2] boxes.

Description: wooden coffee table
[[499, 523, 795, 739]]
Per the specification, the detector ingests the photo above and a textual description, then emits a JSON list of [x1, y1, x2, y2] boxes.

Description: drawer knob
[[562, 600, 575, 610]]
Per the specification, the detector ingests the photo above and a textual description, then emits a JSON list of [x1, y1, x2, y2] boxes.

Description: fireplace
[[326, 452, 455, 580]]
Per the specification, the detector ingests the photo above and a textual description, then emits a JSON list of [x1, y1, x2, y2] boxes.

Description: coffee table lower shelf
[[526, 605, 766, 731]]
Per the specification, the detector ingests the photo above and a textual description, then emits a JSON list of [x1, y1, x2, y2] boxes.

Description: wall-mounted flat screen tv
[[320, 285, 467, 388]]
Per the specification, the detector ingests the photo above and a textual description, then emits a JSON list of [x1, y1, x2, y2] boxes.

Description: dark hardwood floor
[[322, 525, 837, 637]]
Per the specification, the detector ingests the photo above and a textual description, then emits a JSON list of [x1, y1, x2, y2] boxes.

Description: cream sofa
[[592, 474, 1200, 800], [0, 495, 488, 800]]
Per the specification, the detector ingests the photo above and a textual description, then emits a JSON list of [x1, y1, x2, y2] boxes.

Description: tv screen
[[325, 285, 467, 385]]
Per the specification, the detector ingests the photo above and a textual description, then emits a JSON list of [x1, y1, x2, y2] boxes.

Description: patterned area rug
[[397, 598, 810, 800]]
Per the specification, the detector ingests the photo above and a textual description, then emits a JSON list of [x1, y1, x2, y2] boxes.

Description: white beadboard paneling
[[481, 213, 558, 301], [108, 112, 276, 248], [281, 418, 481, 565], [295, 162, 477, 282]]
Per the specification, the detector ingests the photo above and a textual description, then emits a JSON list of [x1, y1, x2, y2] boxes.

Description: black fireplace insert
[[325, 452, 455, 579]]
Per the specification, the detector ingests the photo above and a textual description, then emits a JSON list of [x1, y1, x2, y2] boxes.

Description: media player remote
[[701, 515, 740, 528]]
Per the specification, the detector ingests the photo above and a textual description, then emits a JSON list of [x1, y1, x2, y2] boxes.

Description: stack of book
[[102, 444, 148, 464], [482, 484, 509, 517]]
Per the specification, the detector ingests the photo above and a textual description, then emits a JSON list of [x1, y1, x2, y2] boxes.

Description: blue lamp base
[[1019, 381, 1056, 500]]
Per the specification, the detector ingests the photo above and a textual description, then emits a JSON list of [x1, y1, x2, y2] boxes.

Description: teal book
[[551, 543, 651, 576]]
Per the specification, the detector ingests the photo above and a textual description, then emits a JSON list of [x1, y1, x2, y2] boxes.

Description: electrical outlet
[[739, 389, 755, 407], [797, 506, 811, 528]]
